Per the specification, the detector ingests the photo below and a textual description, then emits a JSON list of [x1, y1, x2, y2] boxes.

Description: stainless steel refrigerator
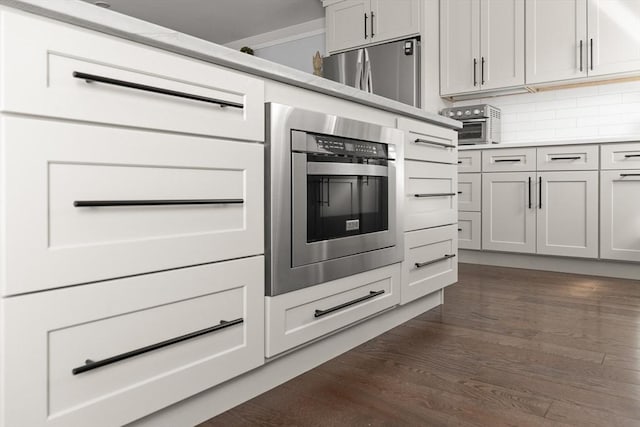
[[323, 37, 421, 108]]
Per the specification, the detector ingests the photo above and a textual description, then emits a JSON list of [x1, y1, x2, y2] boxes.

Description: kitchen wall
[[226, 18, 325, 75], [453, 80, 640, 143]]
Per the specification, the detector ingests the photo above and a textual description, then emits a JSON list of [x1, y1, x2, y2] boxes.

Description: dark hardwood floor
[[199, 263, 640, 426]]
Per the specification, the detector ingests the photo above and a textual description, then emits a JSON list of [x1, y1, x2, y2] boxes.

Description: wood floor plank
[[199, 264, 640, 426]]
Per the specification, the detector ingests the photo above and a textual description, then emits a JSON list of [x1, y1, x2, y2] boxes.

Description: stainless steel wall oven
[[266, 103, 404, 296]]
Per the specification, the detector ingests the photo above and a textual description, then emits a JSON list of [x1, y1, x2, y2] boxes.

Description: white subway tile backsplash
[[453, 80, 640, 143]]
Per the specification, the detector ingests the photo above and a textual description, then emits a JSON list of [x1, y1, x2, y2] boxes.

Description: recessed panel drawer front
[[458, 150, 482, 172], [398, 117, 459, 164], [458, 173, 481, 212], [458, 211, 481, 250], [600, 170, 640, 262], [405, 161, 458, 231], [1, 257, 265, 427], [401, 225, 458, 305], [482, 148, 536, 172], [2, 117, 263, 295], [265, 264, 401, 357], [601, 143, 640, 170], [0, 10, 264, 141], [537, 145, 599, 171]]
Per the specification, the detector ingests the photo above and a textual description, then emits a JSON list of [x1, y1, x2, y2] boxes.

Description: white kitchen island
[[0, 2, 460, 426]]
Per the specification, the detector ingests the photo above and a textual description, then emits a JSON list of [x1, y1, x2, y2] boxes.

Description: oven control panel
[[312, 135, 389, 159]]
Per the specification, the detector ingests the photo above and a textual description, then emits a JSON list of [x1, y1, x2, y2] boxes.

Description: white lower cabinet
[[401, 225, 458, 305], [0, 257, 265, 427], [482, 172, 536, 253], [537, 171, 598, 258], [458, 173, 481, 212], [265, 264, 401, 357], [458, 211, 481, 250], [1, 117, 263, 296], [601, 170, 640, 262]]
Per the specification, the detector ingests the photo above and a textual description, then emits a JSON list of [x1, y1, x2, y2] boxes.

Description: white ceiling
[[83, 0, 325, 45]]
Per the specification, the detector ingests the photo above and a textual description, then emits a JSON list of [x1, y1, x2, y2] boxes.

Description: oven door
[[291, 153, 397, 268], [458, 119, 487, 144]]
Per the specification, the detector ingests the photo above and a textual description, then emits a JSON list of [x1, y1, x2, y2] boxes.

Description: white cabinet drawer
[[0, 10, 264, 141], [401, 225, 458, 305], [458, 211, 481, 250], [405, 161, 458, 231], [601, 143, 640, 170], [265, 264, 401, 357], [0, 257, 264, 427], [458, 150, 482, 172], [458, 173, 481, 212], [482, 148, 537, 172], [1, 117, 263, 295], [398, 117, 458, 164], [537, 145, 599, 171]]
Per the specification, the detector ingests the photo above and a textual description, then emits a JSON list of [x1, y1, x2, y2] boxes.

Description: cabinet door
[[326, 0, 370, 53], [537, 171, 598, 258], [526, 0, 587, 84], [482, 172, 536, 253], [480, 0, 525, 90], [440, 0, 481, 95], [601, 170, 640, 262], [370, 0, 421, 43], [588, 0, 640, 77]]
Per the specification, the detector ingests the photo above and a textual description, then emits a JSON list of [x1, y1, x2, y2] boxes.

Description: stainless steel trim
[[307, 162, 389, 177], [266, 103, 404, 296]]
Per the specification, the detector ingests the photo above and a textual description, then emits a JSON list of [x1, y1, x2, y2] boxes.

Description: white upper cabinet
[[326, 0, 370, 53], [526, 0, 587, 84], [588, 0, 640, 77], [527, 0, 640, 84], [480, 0, 525, 90], [325, 0, 421, 54], [440, 0, 525, 96], [369, 0, 421, 46], [440, 0, 480, 95]]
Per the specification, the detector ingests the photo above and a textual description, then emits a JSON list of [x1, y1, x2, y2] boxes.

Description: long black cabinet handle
[[624, 154, 640, 158], [580, 40, 583, 72], [539, 176, 543, 209], [72, 71, 244, 109], [473, 58, 478, 86], [494, 159, 522, 163], [72, 318, 243, 375], [314, 290, 385, 318], [74, 199, 244, 207], [414, 138, 456, 149], [481, 57, 485, 85], [414, 193, 456, 198], [528, 176, 532, 209], [364, 13, 368, 39], [590, 38, 594, 71], [371, 11, 375, 37], [620, 173, 640, 177], [415, 254, 456, 269], [550, 156, 581, 161]]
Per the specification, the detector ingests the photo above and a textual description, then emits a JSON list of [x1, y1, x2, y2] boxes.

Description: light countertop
[[1, 0, 461, 130], [458, 136, 640, 150]]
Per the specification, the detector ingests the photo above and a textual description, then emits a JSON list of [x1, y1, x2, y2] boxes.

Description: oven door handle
[[307, 162, 388, 177]]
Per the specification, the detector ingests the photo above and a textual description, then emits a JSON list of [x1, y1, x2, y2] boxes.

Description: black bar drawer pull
[[624, 154, 640, 158], [314, 290, 385, 318], [458, 160, 463, 164], [620, 173, 640, 177], [415, 254, 456, 269], [414, 138, 456, 149], [494, 159, 522, 163], [414, 193, 456, 198], [72, 318, 244, 375], [550, 156, 581, 161], [528, 176, 532, 209], [72, 71, 244, 109], [458, 228, 462, 231], [539, 176, 543, 209], [74, 199, 244, 207]]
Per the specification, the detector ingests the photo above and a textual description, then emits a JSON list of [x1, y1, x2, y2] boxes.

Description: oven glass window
[[459, 122, 484, 141], [307, 175, 388, 242]]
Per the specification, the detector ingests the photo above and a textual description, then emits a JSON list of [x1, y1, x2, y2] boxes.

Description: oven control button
[[473, 109, 481, 115], [464, 110, 471, 115], [456, 111, 463, 117], [448, 111, 455, 117]]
